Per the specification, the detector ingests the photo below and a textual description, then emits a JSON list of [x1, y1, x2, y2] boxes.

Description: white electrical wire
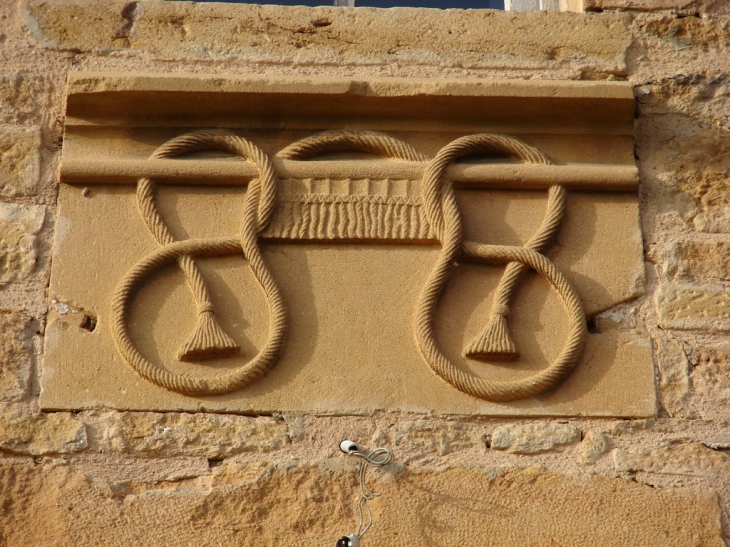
[[338, 441, 393, 543]]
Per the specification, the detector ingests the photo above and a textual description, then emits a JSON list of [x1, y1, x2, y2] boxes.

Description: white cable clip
[[336, 440, 393, 547]]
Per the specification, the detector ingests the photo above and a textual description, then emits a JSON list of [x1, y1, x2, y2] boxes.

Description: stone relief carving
[[110, 129, 585, 401], [42, 72, 654, 417]]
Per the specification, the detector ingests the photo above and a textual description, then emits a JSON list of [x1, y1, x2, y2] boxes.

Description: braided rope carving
[[110, 129, 585, 401], [416, 134, 587, 401], [111, 130, 287, 395]]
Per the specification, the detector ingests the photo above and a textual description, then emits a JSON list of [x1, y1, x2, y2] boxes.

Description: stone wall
[[2, 0, 730, 545]]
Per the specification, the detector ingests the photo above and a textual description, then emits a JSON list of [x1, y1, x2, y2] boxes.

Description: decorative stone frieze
[[40, 72, 653, 416]]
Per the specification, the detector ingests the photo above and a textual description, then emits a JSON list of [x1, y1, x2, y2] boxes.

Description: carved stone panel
[[41, 73, 654, 416]]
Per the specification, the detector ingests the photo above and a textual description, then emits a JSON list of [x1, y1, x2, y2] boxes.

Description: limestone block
[[392, 420, 476, 455], [0, 462, 723, 546], [585, 0, 713, 11], [654, 338, 692, 417], [91, 411, 289, 458], [641, 16, 730, 50], [70, 454, 211, 484], [579, 430, 609, 464], [614, 442, 730, 477], [656, 282, 730, 331], [0, 202, 45, 285], [657, 239, 730, 283], [0, 310, 32, 402], [491, 421, 581, 453], [0, 74, 49, 125], [0, 410, 87, 455], [26, 1, 630, 76], [0, 128, 41, 198], [692, 343, 730, 404]]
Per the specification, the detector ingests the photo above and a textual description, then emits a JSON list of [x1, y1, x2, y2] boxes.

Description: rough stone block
[[614, 442, 730, 477], [70, 454, 211, 484], [657, 239, 730, 283], [91, 411, 289, 459], [0, 128, 41, 198], [654, 338, 692, 417], [25, 1, 630, 76], [0, 74, 49, 125], [0, 311, 32, 402], [656, 283, 730, 331], [0, 463, 723, 546], [0, 410, 87, 456], [0, 203, 45, 285], [579, 430, 609, 464], [392, 420, 476, 455], [491, 421, 581, 453], [586, 0, 707, 11], [691, 343, 730, 404]]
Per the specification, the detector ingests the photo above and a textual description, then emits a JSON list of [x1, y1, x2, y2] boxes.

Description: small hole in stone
[[586, 317, 599, 334], [80, 315, 97, 332], [208, 458, 224, 468], [311, 18, 332, 27]]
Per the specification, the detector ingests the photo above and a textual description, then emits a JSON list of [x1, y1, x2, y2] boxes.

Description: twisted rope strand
[[416, 134, 586, 401], [112, 130, 287, 395], [277, 130, 431, 162]]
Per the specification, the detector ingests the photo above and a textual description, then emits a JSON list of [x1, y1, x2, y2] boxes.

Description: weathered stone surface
[[90, 411, 289, 458], [491, 422, 581, 454], [0, 311, 32, 402], [0, 74, 49, 125], [654, 338, 693, 417], [641, 16, 730, 49], [587, 0, 729, 14], [0, 462, 723, 546], [655, 238, 730, 283], [392, 420, 476, 455], [0, 409, 87, 455], [614, 442, 730, 477], [70, 454, 211, 484], [26, 1, 630, 77], [0, 128, 41, 198], [0, 203, 45, 285], [656, 283, 730, 331], [691, 343, 730, 404], [579, 430, 610, 464]]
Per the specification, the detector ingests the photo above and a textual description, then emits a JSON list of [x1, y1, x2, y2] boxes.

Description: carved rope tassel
[[463, 185, 567, 361], [136, 155, 240, 362]]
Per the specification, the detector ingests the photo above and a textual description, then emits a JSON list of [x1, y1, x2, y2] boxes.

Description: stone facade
[[1, 0, 730, 545]]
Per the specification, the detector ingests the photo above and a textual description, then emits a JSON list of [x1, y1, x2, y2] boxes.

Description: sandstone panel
[[41, 73, 653, 417]]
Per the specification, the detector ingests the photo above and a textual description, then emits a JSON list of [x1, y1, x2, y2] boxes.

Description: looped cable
[[347, 447, 393, 539]]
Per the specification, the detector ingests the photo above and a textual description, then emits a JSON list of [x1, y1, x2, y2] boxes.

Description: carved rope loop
[[111, 130, 287, 395], [415, 134, 587, 401]]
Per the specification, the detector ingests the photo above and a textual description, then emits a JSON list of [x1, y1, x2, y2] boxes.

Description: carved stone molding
[[41, 72, 654, 416]]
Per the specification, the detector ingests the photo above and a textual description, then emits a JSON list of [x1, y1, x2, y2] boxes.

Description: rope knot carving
[[111, 130, 287, 395], [110, 129, 586, 402], [416, 134, 587, 401]]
